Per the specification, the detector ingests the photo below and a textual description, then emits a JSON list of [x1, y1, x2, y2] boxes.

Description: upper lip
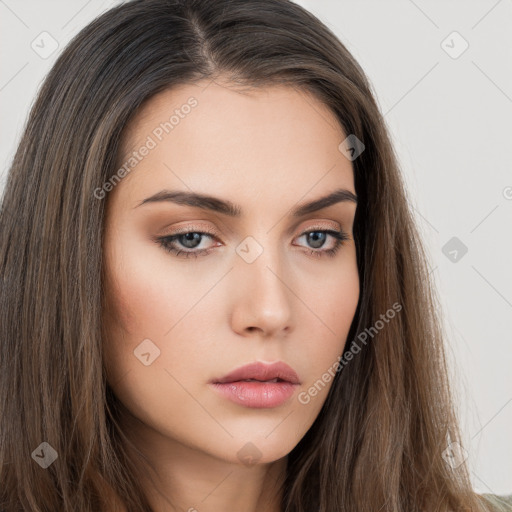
[[212, 361, 300, 384]]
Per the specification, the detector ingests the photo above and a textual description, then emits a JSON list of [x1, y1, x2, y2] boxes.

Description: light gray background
[[1, 0, 511, 496]]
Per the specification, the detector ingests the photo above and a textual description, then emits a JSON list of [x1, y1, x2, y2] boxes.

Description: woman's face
[[102, 79, 360, 465]]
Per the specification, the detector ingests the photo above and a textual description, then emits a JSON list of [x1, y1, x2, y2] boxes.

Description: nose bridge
[[232, 232, 293, 333], [237, 233, 288, 297]]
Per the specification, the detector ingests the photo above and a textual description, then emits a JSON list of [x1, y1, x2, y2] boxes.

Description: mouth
[[209, 361, 300, 408]]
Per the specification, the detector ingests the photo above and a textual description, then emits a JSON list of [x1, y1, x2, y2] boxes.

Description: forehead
[[112, 80, 355, 210]]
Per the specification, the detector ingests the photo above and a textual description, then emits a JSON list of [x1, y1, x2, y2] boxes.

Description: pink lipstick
[[209, 361, 300, 408]]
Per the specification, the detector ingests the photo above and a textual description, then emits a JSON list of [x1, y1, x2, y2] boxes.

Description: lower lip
[[210, 381, 298, 408]]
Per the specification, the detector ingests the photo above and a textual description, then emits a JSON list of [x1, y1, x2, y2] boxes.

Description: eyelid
[[298, 221, 342, 232], [163, 224, 217, 235]]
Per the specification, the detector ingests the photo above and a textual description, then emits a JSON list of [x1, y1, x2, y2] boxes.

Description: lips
[[210, 361, 301, 408], [211, 361, 301, 385]]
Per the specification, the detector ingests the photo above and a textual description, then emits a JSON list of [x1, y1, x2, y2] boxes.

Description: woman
[[0, 0, 509, 510]]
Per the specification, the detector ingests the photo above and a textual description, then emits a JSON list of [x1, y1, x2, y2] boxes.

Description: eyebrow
[[134, 187, 357, 217]]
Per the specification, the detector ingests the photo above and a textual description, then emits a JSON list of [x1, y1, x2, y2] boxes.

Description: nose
[[229, 242, 293, 338]]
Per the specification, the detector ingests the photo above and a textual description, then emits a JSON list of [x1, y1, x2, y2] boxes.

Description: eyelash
[[156, 227, 349, 259]]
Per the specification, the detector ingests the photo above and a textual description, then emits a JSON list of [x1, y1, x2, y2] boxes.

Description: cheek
[[102, 232, 218, 383], [308, 249, 359, 329], [297, 258, 360, 386], [103, 225, 194, 336], [318, 268, 359, 330], [101, 256, 200, 436], [102, 229, 170, 383]]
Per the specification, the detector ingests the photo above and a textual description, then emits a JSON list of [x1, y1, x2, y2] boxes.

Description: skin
[[102, 78, 360, 512]]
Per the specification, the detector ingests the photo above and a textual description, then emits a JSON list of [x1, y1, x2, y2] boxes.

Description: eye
[[156, 227, 350, 259], [294, 229, 350, 258], [156, 229, 219, 259]]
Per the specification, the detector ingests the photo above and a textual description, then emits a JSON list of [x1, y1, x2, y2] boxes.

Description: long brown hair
[[0, 0, 494, 510]]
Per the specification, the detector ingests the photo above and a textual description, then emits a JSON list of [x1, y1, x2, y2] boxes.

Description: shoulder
[[480, 493, 512, 511]]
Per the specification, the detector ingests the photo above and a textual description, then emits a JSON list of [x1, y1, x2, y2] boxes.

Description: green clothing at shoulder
[[481, 494, 512, 511]]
